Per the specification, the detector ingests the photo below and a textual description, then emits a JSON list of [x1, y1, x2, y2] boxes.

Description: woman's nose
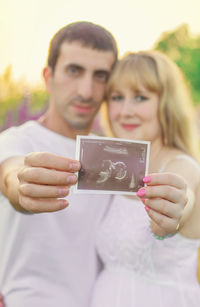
[[120, 99, 134, 116]]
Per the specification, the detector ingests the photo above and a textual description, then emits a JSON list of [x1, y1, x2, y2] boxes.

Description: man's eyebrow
[[95, 69, 110, 74], [65, 63, 85, 70]]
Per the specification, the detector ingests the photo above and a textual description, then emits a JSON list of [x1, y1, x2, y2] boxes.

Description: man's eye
[[66, 66, 82, 76], [135, 95, 148, 102], [68, 67, 78, 75], [95, 72, 108, 83]]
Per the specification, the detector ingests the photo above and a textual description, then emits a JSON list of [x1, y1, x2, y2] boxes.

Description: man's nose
[[77, 75, 93, 101]]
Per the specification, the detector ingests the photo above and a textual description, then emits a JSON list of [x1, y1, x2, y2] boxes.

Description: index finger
[[143, 173, 187, 190], [24, 152, 81, 172]]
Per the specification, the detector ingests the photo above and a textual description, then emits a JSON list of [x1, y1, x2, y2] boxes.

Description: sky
[[1, 0, 200, 84]]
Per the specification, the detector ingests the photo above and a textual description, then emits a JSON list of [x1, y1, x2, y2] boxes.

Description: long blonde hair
[[101, 50, 199, 160]]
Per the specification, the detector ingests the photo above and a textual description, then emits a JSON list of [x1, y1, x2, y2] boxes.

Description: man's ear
[[43, 66, 53, 92]]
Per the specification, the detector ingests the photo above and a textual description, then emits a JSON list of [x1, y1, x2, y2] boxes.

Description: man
[[0, 21, 118, 307]]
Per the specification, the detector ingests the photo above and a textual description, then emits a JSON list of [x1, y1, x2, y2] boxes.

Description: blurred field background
[[0, 0, 200, 283], [1, 24, 200, 135]]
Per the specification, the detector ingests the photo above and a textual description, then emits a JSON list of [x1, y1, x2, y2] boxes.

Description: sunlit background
[[1, 0, 200, 83], [0, 0, 200, 280], [0, 0, 200, 133]]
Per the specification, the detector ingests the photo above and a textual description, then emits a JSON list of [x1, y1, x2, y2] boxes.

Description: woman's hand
[[136, 173, 188, 237]]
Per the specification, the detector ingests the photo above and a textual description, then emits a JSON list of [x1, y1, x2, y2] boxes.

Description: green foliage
[[0, 24, 200, 129], [0, 94, 23, 126], [154, 24, 200, 105], [0, 65, 27, 102], [0, 66, 48, 127], [29, 90, 49, 112]]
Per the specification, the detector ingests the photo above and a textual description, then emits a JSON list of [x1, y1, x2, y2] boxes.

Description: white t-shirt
[[0, 121, 111, 307]]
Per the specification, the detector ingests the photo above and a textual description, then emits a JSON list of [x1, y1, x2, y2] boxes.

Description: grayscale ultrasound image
[[77, 137, 149, 193]]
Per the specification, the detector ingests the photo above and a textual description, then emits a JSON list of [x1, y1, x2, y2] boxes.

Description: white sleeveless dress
[[90, 156, 200, 307]]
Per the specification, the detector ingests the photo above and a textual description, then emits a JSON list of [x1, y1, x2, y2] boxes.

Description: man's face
[[45, 41, 115, 130]]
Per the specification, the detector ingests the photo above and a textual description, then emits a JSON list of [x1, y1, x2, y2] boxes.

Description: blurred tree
[[0, 65, 27, 102], [1, 25, 200, 131], [0, 66, 48, 130], [154, 24, 200, 105]]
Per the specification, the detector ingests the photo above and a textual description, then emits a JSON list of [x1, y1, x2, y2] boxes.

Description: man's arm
[[0, 156, 25, 211], [0, 293, 4, 307], [0, 152, 80, 213]]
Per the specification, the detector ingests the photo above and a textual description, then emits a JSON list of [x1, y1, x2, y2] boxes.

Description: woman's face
[[108, 83, 161, 142]]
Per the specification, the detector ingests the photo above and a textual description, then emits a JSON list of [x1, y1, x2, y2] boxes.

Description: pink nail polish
[[143, 176, 151, 183], [137, 189, 146, 197], [141, 198, 145, 204], [145, 205, 150, 212]]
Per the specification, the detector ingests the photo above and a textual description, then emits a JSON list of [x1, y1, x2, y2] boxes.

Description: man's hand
[[2, 152, 80, 213]]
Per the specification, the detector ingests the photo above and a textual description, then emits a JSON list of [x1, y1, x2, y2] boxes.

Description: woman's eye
[[135, 95, 148, 102], [110, 95, 123, 101]]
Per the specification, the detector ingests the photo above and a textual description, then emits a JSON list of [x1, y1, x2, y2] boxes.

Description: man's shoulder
[[0, 121, 42, 163], [0, 120, 38, 137], [0, 120, 77, 160]]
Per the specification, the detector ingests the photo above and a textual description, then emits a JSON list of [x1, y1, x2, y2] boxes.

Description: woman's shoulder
[[171, 153, 199, 167], [160, 149, 200, 188]]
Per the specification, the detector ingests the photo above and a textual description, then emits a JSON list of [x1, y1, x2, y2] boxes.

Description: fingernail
[[58, 188, 69, 196], [145, 205, 150, 212], [137, 189, 146, 197], [0, 303, 3, 307], [67, 175, 77, 184], [141, 198, 145, 204], [59, 199, 69, 209], [69, 162, 80, 171], [143, 176, 151, 183]]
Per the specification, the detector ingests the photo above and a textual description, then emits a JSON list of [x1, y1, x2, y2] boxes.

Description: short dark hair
[[47, 21, 118, 72]]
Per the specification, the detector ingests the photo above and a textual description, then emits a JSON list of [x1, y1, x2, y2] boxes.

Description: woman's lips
[[121, 123, 139, 131]]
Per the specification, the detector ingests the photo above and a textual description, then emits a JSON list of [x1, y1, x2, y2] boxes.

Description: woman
[[90, 51, 200, 306]]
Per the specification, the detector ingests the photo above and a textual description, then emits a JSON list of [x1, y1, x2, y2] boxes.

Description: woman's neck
[[149, 138, 166, 173]]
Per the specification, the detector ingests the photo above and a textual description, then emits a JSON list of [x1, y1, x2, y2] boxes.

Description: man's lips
[[73, 104, 93, 114], [121, 123, 139, 131]]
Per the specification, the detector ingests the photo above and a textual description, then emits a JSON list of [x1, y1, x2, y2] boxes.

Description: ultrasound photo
[[74, 136, 150, 195]]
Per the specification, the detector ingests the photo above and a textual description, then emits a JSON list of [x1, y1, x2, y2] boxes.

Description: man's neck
[[37, 111, 91, 140]]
